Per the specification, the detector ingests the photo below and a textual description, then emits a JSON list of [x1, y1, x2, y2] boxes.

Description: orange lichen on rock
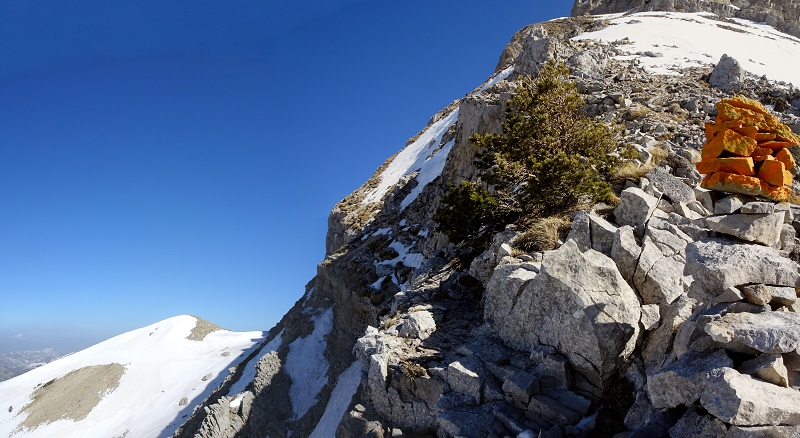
[[758, 160, 791, 187], [696, 157, 755, 176], [697, 95, 799, 202], [775, 148, 796, 171]]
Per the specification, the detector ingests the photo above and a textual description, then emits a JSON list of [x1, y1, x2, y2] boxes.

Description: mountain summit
[[4, 0, 800, 436]]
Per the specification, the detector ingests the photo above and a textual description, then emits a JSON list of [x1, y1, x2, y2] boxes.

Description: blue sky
[[0, 1, 572, 353]]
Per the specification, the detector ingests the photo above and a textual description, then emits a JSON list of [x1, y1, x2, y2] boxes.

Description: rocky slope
[[170, 3, 800, 436], [4, 1, 800, 437], [571, 0, 800, 39]]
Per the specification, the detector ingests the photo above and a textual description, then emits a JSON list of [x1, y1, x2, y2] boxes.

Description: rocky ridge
[[174, 5, 800, 438], [571, 0, 800, 39]]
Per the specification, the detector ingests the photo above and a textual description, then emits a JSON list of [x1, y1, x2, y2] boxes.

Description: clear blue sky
[[0, 1, 572, 353]]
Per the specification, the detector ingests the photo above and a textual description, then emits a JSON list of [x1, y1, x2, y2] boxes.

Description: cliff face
[[174, 2, 800, 437], [571, 0, 800, 38]]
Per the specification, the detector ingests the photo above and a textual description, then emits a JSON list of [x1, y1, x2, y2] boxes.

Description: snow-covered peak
[[574, 11, 800, 87], [0, 315, 264, 438]]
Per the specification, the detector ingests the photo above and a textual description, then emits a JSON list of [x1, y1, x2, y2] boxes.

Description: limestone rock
[[685, 239, 799, 303], [709, 54, 744, 93], [738, 353, 789, 387], [705, 311, 800, 354], [647, 349, 733, 409], [396, 310, 436, 340], [642, 295, 696, 373], [641, 304, 661, 331], [492, 240, 641, 387], [615, 187, 659, 231], [645, 166, 696, 204], [469, 230, 519, 284], [726, 425, 800, 437], [701, 367, 800, 426], [668, 407, 728, 438], [704, 213, 785, 247], [633, 226, 692, 305], [446, 359, 482, 404], [715, 195, 746, 215], [610, 225, 641, 283], [713, 286, 745, 305], [483, 262, 538, 329]]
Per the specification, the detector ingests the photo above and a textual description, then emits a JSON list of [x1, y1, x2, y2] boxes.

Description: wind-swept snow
[[574, 11, 800, 86], [285, 308, 334, 420], [0, 315, 264, 438], [362, 109, 460, 208], [476, 65, 514, 94], [308, 361, 362, 438]]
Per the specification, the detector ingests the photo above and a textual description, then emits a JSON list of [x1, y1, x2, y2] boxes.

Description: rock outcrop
[[571, 0, 800, 39]]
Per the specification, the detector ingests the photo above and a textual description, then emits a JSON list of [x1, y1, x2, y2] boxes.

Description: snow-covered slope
[[574, 11, 800, 87], [0, 315, 264, 438]]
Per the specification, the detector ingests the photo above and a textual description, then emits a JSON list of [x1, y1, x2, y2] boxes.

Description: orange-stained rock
[[774, 125, 800, 145], [753, 146, 773, 156], [758, 160, 791, 187], [724, 95, 771, 116], [706, 120, 742, 139], [723, 129, 759, 156], [755, 132, 777, 142], [716, 102, 777, 131], [753, 155, 772, 162], [701, 171, 789, 201], [759, 181, 790, 201], [696, 157, 755, 176], [701, 171, 763, 197], [775, 148, 797, 170], [732, 126, 759, 138], [759, 141, 795, 150]]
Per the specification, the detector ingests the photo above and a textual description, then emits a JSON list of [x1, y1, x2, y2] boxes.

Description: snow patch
[[380, 240, 424, 269], [476, 65, 514, 94], [308, 361, 362, 438], [400, 138, 455, 209], [574, 11, 800, 86], [362, 109, 459, 207], [285, 308, 334, 420], [227, 330, 284, 396]]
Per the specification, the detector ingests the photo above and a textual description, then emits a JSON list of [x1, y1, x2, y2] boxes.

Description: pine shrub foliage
[[435, 61, 630, 244]]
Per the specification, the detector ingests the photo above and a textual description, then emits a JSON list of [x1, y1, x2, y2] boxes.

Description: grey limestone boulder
[[701, 367, 800, 426], [633, 226, 693, 305], [714, 194, 746, 215], [709, 54, 744, 93], [610, 225, 641, 283], [668, 408, 728, 438], [704, 212, 785, 247], [446, 359, 482, 404], [483, 261, 538, 329], [645, 166, 695, 204], [396, 310, 436, 340], [615, 187, 659, 231], [705, 311, 800, 354], [685, 239, 799, 303], [647, 349, 733, 409], [738, 353, 789, 387], [491, 240, 641, 387]]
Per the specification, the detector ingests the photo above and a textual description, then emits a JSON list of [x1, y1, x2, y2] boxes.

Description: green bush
[[433, 181, 499, 244], [435, 61, 629, 244]]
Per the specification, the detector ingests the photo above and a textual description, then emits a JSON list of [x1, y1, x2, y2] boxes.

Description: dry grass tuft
[[513, 216, 573, 253]]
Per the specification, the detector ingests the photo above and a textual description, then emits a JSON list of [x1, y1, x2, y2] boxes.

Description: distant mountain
[[0, 315, 265, 437], [0, 349, 62, 382]]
